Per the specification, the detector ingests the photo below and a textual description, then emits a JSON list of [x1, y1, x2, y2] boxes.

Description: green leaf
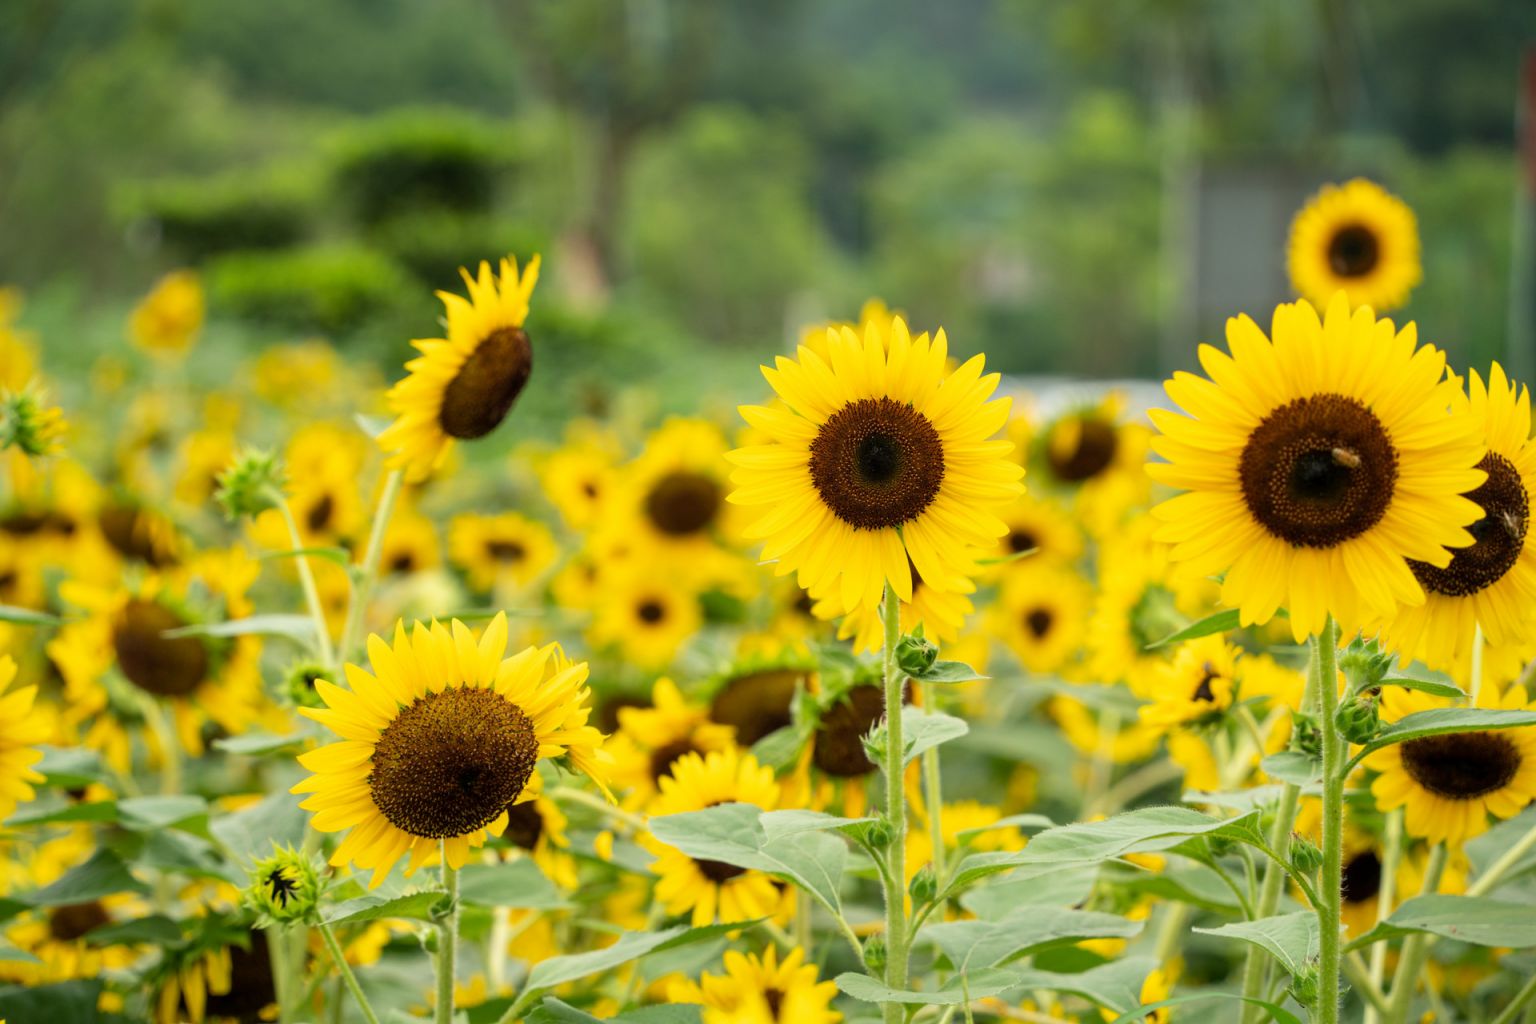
[[0, 979, 104, 1019], [1194, 912, 1319, 976], [1102, 992, 1305, 1024], [1260, 751, 1320, 786], [0, 604, 63, 626], [1375, 675, 1464, 700], [1003, 957, 1159, 1016], [457, 859, 568, 910], [836, 966, 1028, 1004], [958, 864, 1101, 918], [34, 746, 106, 788], [322, 890, 448, 926], [646, 803, 851, 913], [163, 613, 318, 643], [209, 791, 309, 864], [523, 922, 741, 994], [526, 999, 702, 1024], [915, 660, 987, 684], [23, 849, 148, 906], [214, 731, 307, 755], [5, 800, 118, 827], [836, 958, 1157, 1014], [0, 938, 40, 964], [956, 813, 1054, 839], [1346, 894, 1536, 951], [118, 795, 207, 831], [749, 724, 811, 773], [1146, 609, 1240, 649], [1467, 807, 1536, 888], [258, 545, 352, 566], [876, 707, 969, 767], [1350, 709, 1536, 767], [924, 906, 1143, 973], [83, 914, 182, 946]]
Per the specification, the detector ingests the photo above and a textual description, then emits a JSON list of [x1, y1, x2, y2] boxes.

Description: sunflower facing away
[[1367, 683, 1536, 846], [292, 613, 610, 886], [728, 317, 1023, 617], [1376, 364, 1536, 671], [378, 255, 541, 481], [1148, 293, 1486, 641], [1287, 178, 1421, 313]]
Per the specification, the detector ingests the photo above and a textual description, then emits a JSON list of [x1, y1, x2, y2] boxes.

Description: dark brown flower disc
[[1340, 850, 1382, 905], [48, 901, 110, 942], [813, 682, 913, 778], [645, 472, 723, 536], [1047, 417, 1118, 482], [439, 327, 532, 440], [1328, 224, 1380, 278], [1410, 452, 1528, 597], [502, 800, 544, 851], [113, 599, 208, 697], [709, 669, 805, 745], [1400, 731, 1521, 800], [809, 397, 944, 530]]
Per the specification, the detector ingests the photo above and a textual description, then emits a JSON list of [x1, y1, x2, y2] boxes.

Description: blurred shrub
[[208, 244, 413, 335], [621, 106, 831, 342], [330, 108, 514, 226], [120, 168, 318, 263], [370, 210, 549, 292]]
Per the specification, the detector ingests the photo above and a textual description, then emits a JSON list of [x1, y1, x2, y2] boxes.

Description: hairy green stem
[[1316, 616, 1343, 1024], [921, 678, 946, 885], [1383, 843, 1447, 1024], [338, 468, 403, 663], [318, 919, 383, 1024], [881, 584, 909, 1022], [1362, 809, 1403, 1024], [436, 849, 460, 1024]]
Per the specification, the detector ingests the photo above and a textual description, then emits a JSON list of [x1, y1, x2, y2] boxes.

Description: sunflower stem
[[1237, 630, 1322, 1024], [1362, 809, 1404, 1024], [266, 485, 336, 668], [1316, 615, 1344, 1024], [1494, 972, 1536, 1024], [920, 677, 946, 886], [269, 925, 294, 1024], [436, 849, 460, 1024], [338, 468, 404, 664], [880, 583, 909, 1021], [1383, 843, 1447, 1024], [318, 918, 383, 1024], [1469, 815, 1536, 896]]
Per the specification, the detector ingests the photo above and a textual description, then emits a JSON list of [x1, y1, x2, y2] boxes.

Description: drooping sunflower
[[0, 655, 46, 822], [707, 656, 814, 747], [1376, 364, 1536, 671], [667, 946, 842, 1024], [1148, 294, 1487, 641], [1366, 683, 1536, 846], [448, 512, 558, 593], [727, 317, 1023, 616], [292, 614, 610, 886], [642, 747, 786, 926], [1287, 179, 1421, 313], [377, 255, 541, 481]]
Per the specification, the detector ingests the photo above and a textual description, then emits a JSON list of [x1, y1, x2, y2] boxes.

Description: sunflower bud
[[1292, 711, 1322, 759], [215, 448, 285, 521], [908, 865, 938, 907], [863, 935, 887, 973], [245, 844, 320, 924], [1288, 963, 1320, 1008], [284, 661, 334, 710], [863, 819, 894, 850], [1290, 833, 1323, 875], [895, 634, 939, 677], [1334, 692, 1381, 745], [1338, 636, 1392, 693], [0, 384, 66, 458]]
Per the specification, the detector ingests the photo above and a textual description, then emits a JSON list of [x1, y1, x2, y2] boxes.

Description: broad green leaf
[[0, 979, 104, 1019], [924, 906, 1143, 973], [84, 914, 182, 946], [34, 746, 105, 788], [523, 922, 740, 994], [1260, 751, 1320, 786], [836, 966, 1028, 1004], [1194, 912, 1318, 976], [5, 800, 118, 828], [0, 604, 62, 625], [457, 858, 568, 909], [867, 707, 968, 767], [1346, 894, 1536, 951], [322, 890, 448, 926], [958, 864, 1101, 918], [164, 613, 317, 643], [0, 938, 40, 964], [915, 660, 987, 683], [1002, 957, 1159, 1016], [118, 795, 207, 831], [209, 791, 309, 863], [749, 724, 810, 773], [23, 849, 148, 906], [957, 813, 1054, 838], [1187, 783, 1320, 814], [527, 999, 702, 1024], [1375, 674, 1464, 700], [1120, 866, 1244, 913], [1146, 609, 1240, 649], [1466, 807, 1536, 887], [1102, 992, 1305, 1024], [214, 731, 307, 755], [1350, 709, 1536, 766]]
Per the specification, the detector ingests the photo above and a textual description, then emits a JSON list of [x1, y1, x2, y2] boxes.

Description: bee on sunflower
[[377, 255, 541, 481], [727, 316, 1022, 617], [1148, 293, 1487, 641], [1288, 178, 1421, 313], [292, 613, 610, 886]]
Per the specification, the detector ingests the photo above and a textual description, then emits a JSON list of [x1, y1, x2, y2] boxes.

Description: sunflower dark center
[[1192, 664, 1220, 703], [99, 504, 176, 567], [1238, 393, 1397, 548], [1328, 224, 1380, 278], [48, 901, 110, 942], [389, 553, 416, 573], [1400, 731, 1521, 800], [306, 494, 335, 534], [1008, 529, 1038, 555], [502, 800, 544, 851], [648, 738, 701, 783], [809, 397, 945, 530], [1025, 608, 1054, 639], [1048, 417, 1118, 482], [645, 471, 722, 536], [267, 868, 299, 907], [113, 598, 208, 697], [439, 326, 533, 440], [709, 669, 803, 745], [206, 931, 276, 1018], [765, 987, 785, 1019], [486, 539, 526, 562], [368, 687, 539, 839], [695, 857, 749, 882], [1409, 452, 1527, 597], [637, 599, 667, 625], [814, 682, 911, 777], [1340, 851, 1382, 904]]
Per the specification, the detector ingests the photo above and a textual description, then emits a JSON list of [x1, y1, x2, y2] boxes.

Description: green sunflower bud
[[245, 844, 320, 924], [1292, 711, 1322, 759], [908, 864, 938, 907], [1288, 963, 1320, 1008], [0, 384, 66, 458], [895, 634, 939, 677], [215, 447, 285, 521], [863, 935, 887, 973], [284, 661, 335, 710], [1290, 833, 1323, 875], [1334, 692, 1381, 745], [863, 819, 894, 850], [1339, 636, 1392, 692]]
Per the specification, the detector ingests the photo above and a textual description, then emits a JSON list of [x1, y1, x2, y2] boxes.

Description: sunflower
[[378, 510, 441, 577], [642, 747, 785, 926], [606, 677, 738, 801], [588, 569, 703, 671], [727, 317, 1022, 616], [992, 563, 1091, 677], [817, 558, 975, 655], [130, 269, 204, 357], [1376, 364, 1536, 670], [498, 780, 579, 890], [1136, 635, 1238, 729], [667, 946, 841, 1024], [292, 613, 610, 886], [1287, 179, 1421, 313], [707, 658, 814, 746], [1148, 294, 1487, 641], [0, 655, 46, 821], [1033, 394, 1152, 537], [378, 255, 541, 481], [538, 425, 619, 532], [448, 512, 558, 593], [985, 493, 1084, 575], [1367, 683, 1536, 846], [607, 417, 741, 560]]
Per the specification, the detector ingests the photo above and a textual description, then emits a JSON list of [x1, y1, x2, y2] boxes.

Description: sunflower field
[[6, 3, 1536, 1024]]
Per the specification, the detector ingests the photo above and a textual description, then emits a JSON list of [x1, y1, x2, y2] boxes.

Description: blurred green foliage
[[1, 0, 1533, 381]]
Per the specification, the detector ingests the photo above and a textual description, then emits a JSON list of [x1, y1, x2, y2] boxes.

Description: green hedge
[[207, 244, 414, 335], [122, 169, 318, 262], [370, 210, 548, 292]]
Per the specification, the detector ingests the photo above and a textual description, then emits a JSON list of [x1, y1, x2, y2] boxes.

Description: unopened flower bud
[[1290, 834, 1323, 875], [909, 865, 938, 907], [284, 662, 334, 710], [895, 634, 939, 677], [215, 447, 284, 520], [1334, 693, 1381, 745], [863, 936, 887, 973], [245, 844, 320, 924], [1292, 712, 1322, 759]]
